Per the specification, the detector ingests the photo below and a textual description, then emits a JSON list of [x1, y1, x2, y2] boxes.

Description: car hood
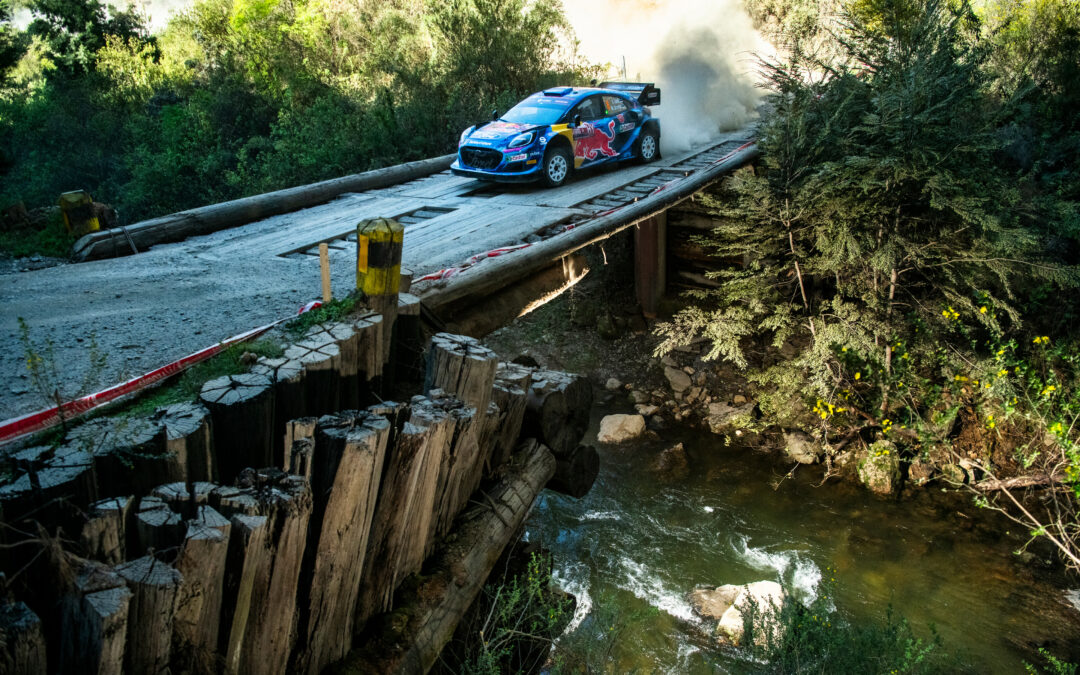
[[463, 121, 542, 148]]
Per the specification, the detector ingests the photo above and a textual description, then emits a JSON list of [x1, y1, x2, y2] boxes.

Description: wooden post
[[356, 218, 403, 372], [393, 293, 424, 384], [522, 369, 593, 458], [116, 555, 183, 675], [634, 210, 667, 318], [172, 506, 230, 674], [200, 373, 275, 484], [251, 357, 307, 469], [214, 473, 312, 675], [0, 601, 47, 675], [354, 312, 385, 399], [80, 496, 132, 565], [548, 444, 601, 498], [332, 440, 556, 675], [356, 218, 403, 312], [133, 496, 184, 559], [154, 402, 215, 484], [219, 514, 267, 675], [319, 242, 331, 303], [425, 390, 483, 542], [69, 416, 169, 497], [424, 333, 499, 415], [293, 411, 390, 674], [59, 561, 131, 675], [283, 333, 341, 417], [491, 362, 533, 471]]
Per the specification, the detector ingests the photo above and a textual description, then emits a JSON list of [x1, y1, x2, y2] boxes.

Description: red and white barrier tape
[[0, 300, 323, 445], [417, 243, 533, 282]]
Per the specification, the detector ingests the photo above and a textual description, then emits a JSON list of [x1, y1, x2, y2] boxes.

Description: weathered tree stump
[[393, 293, 424, 384], [426, 391, 483, 542], [293, 411, 391, 674], [219, 513, 267, 674], [336, 440, 556, 675], [0, 442, 97, 543], [284, 333, 341, 417], [152, 481, 217, 515], [80, 496, 132, 565], [354, 312, 385, 387], [251, 357, 307, 469], [354, 397, 453, 627], [153, 401, 214, 484], [172, 505, 231, 675], [547, 443, 600, 498], [116, 555, 183, 675], [0, 601, 47, 675], [59, 560, 131, 675], [221, 473, 312, 675], [424, 332, 499, 416], [522, 369, 593, 458], [308, 321, 361, 409], [133, 496, 184, 560], [200, 373, 275, 485], [490, 362, 533, 471], [70, 416, 172, 497]]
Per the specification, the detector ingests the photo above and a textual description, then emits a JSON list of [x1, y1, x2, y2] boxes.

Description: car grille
[[460, 147, 503, 170]]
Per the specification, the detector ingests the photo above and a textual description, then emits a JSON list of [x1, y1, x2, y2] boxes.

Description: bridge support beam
[[635, 210, 667, 318]]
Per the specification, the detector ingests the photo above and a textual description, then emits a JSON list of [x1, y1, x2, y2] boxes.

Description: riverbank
[[482, 252, 1080, 671]]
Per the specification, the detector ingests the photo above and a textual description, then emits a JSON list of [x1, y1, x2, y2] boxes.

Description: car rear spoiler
[[600, 81, 661, 106]]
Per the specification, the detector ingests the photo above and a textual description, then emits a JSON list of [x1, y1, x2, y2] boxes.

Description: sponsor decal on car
[[574, 119, 619, 160], [509, 153, 528, 162], [618, 122, 635, 132]]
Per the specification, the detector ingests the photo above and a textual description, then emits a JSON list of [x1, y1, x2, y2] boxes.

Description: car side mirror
[[573, 114, 582, 128], [491, 109, 499, 121]]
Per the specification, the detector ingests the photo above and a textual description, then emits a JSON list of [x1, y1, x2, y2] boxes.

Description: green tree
[[657, 0, 1076, 431]]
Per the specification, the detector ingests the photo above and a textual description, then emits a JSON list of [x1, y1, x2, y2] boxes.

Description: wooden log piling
[[58, 561, 131, 675], [200, 373, 275, 484], [116, 555, 183, 675], [522, 369, 593, 458]]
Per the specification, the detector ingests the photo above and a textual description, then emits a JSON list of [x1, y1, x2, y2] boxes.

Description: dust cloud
[[562, 0, 770, 152]]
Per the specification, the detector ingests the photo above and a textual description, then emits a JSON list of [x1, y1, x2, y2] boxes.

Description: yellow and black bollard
[[58, 190, 100, 236], [356, 217, 404, 313]]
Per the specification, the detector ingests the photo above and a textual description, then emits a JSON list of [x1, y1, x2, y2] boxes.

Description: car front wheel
[[542, 146, 572, 188]]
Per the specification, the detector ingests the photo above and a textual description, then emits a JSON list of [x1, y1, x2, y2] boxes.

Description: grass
[[120, 338, 284, 416], [284, 295, 361, 338], [0, 213, 77, 258]]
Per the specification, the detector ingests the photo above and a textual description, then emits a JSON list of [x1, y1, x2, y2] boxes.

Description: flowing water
[[527, 412, 1080, 673]]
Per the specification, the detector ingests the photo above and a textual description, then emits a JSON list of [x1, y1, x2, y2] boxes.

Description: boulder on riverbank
[[705, 402, 756, 435], [783, 430, 821, 464], [597, 414, 646, 444], [690, 580, 786, 646], [857, 440, 901, 495]]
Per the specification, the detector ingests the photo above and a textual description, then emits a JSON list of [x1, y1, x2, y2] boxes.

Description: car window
[[502, 95, 574, 125], [603, 96, 629, 116], [571, 96, 604, 121]]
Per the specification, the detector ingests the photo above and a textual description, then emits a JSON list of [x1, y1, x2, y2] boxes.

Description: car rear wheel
[[542, 146, 572, 188], [637, 128, 660, 163]]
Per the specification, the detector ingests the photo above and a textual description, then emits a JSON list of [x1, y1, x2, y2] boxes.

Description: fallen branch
[[972, 473, 1066, 492]]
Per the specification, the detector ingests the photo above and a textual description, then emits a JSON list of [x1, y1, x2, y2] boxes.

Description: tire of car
[[636, 128, 660, 163], [541, 145, 573, 188]]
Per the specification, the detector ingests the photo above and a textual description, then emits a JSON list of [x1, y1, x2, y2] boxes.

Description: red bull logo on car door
[[573, 120, 619, 163]]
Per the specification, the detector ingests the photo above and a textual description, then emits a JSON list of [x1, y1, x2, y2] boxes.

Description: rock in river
[[691, 580, 786, 646], [664, 366, 692, 393], [705, 402, 756, 435], [783, 430, 821, 464], [597, 414, 646, 444], [650, 442, 689, 483], [857, 440, 901, 495]]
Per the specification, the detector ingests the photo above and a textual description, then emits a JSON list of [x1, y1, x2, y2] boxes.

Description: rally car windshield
[[501, 96, 572, 125]]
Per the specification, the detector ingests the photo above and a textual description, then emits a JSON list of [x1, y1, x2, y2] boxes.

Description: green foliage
[[741, 575, 951, 674], [447, 552, 572, 675], [1026, 648, 1079, 675], [121, 338, 283, 416], [284, 295, 359, 338], [0, 209, 75, 257], [0, 0, 594, 249]]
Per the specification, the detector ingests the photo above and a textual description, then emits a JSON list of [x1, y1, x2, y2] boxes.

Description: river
[[527, 409, 1080, 673]]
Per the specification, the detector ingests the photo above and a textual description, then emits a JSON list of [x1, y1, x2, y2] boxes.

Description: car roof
[[535, 87, 631, 103]]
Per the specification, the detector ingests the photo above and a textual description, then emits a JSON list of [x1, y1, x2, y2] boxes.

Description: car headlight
[[459, 126, 475, 146], [508, 131, 536, 148]]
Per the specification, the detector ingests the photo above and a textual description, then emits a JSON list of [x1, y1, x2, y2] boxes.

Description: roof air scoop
[[543, 87, 573, 97]]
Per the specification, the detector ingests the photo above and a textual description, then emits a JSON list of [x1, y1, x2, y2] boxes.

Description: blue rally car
[[451, 82, 662, 188]]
